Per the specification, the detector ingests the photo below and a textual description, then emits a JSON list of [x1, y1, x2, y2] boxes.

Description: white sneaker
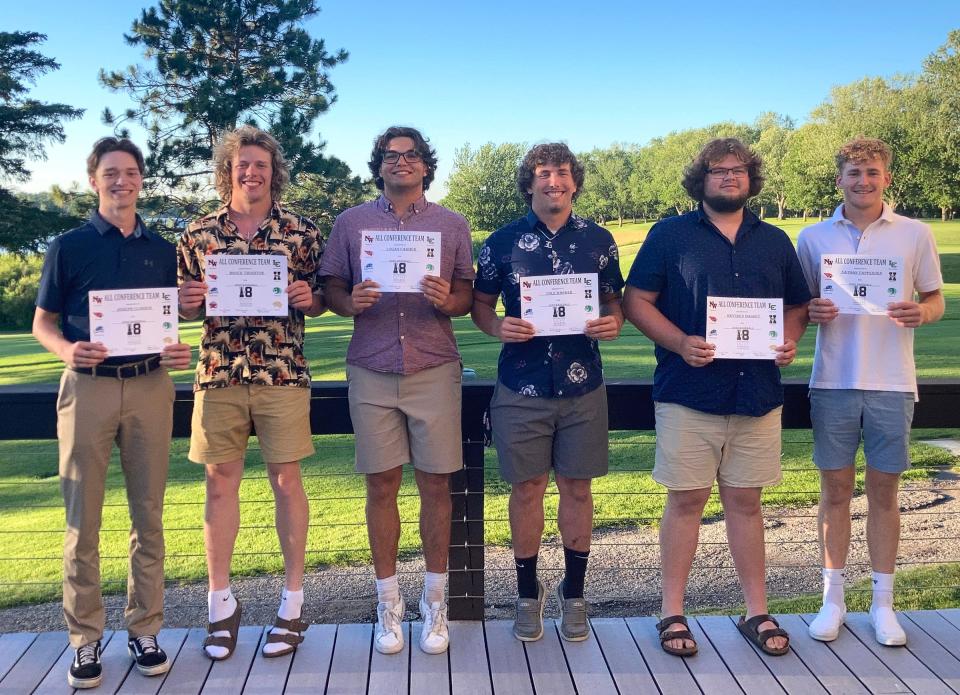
[[808, 603, 846, 642], [418, 591, 449, 654], [375, 594, 405, 654], [870, 605, 906, 646]]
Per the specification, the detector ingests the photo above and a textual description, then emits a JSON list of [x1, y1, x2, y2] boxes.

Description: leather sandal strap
[[655, 615, 689, 632], [266, 631, 305, 646], [758, 627, 789, 643], [203, 635, 236, 649], [659, 628, 693, 643], [742, 614, 778, 631], [273, 617, 309, 633]]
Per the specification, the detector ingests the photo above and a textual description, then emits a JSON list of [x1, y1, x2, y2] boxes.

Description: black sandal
[[737, 614, 790, 656], [656, 615, 698, 656], [203, 599, 242, 661], [261, 615, 309, 658]]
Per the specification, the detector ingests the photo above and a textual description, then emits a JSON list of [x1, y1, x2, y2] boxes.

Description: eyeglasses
[[382, 150, 422, 164], [707, 166, 749, 179]]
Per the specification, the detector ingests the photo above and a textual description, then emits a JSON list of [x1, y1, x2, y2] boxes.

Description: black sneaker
[[68, 641, 102, 689], [128, 634, 170, 676]]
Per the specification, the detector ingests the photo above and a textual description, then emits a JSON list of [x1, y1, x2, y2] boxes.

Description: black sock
[[515, 554, 539, 598], [562, 546, 590, 598]]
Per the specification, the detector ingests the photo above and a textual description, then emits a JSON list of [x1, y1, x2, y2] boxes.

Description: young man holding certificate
[[33, 137, 192, 688], [624, 138, 809, 658], [178, 126, 325, 661], [319, 126, 475, 656], [797, 138, 943, 647], [472, 143, 624, 643]]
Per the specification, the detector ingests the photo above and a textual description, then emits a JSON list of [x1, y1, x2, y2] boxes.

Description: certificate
[[205, 254, 288, 316], [706, 296, 783, 360], [520, 273, 599, 336], [820, 254, 904, 315], [89, 287, 178, 357], [360, 231, 441, 293]]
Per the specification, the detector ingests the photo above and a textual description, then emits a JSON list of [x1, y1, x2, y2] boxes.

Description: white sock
[[206, 587, 237, 659], [262, 588, 304, 655], [376, 575, 401, 605], [423, 571, 446, 605], [871, 571, 895, 609], [822, 567, 846, 607]]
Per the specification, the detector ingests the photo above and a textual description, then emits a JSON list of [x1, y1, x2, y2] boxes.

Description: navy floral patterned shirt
[[475, 211, 624, 398]]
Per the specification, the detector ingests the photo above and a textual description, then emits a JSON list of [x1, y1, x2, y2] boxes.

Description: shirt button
[[400, 335, 405, 340], [739, 372, 744, 376], [735, 273, 739, 277], [558, 389, 563, 395], [400, 312, 404, 317]]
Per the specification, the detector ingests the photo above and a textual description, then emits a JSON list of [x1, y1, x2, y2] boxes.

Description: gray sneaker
[[555, 579, 589, 641], [513, 579, 546, 641]]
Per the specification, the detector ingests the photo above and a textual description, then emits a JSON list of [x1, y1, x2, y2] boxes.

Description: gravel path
[[2, 476, 957, 633]]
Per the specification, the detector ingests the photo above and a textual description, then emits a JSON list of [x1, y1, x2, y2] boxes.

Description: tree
[[442, 142, 526, 232], [576, 145, 633, 226], [100, 0, 349, 206], [753, 113, 795, 219], [921, 30, 960, 220], [0, 31, 83, 252], [782, 123, 838, 220], [283, 165, 373, 237]]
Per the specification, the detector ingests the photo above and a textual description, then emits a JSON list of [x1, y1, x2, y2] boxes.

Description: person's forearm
[[601, 299, 624, 327], [920, 292, 945, 324], [471, 300, 502, 338], [32, 315, 70, 361], [438, 287, 473, 317], [785, 303, 809, 343], [323, 282, 356, 317], [628, 301, 686, 354], [303, 292, 326, 318]]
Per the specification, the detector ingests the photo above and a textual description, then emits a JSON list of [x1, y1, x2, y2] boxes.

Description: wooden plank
[[523, 621, 575, 695], [0, 631, 69, 694], [695, 616, 785, 694], [410, 621, 449, 694], [449, 621, 492, 695], [772, 614, 868, 695], [96, 630, 136, 693], [115, 627, 190, 695], [33, 630, 116, 695], [0, 633, 37, 682], [680, 617, 743, 694], [325, 623, 372, 695], [284, 623, 336, 694], [553, 620, 617, 695], [906, 611, 960, 661], [723, 615, 828, 695], [590, 618, 659, 695], [240, 627, 294, 695], [158, 627, 212, 694], [201, 625, 261, 694], [368, 622, 409, 695], [624, 616, 699, 694], [843, 612, 952, 695], [484, 620, 534, 695], [938, 608, 960, 632], [899, 613, 960, 692], [801, 613, 911, 694]]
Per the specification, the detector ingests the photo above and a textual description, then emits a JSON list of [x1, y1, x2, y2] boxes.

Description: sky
[[5, 1, 960, 199]]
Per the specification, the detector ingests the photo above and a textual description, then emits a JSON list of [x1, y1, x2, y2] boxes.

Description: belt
[[72, 355, 164, 379]]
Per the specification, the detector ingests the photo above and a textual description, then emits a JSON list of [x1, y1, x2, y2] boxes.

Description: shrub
[[0, 254, 43, 330]]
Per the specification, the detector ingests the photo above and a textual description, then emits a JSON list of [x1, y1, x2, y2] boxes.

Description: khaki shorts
[[653, 402, 782, 490], [347, 361, 463, 475], [189, 385, 314, 465]]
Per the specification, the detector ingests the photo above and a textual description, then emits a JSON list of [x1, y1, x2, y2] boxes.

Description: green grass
[[1, 220, 959, 610]]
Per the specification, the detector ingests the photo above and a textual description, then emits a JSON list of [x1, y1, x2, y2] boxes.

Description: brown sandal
[[203, 599, 242, 661], [261, 616, 309, 658], [737, 614, 790, 656], [656, 615, 698, 656]]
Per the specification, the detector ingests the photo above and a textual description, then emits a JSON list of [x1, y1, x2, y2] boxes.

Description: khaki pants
[[57, 367, 174, 647]]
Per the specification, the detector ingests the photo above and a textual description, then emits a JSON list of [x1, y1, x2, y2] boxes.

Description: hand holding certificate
[[360, 231, 442, 293], [820, 254, 903, 315], [520, 273, 599, 336], [205, 254, 288, 316], [706, 296, 783, 360], [89, 287, 179, 357]]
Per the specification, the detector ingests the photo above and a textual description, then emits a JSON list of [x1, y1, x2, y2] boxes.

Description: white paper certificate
[[205, 254, 288, 316], [360, 231, 441, 293], [89, 287, 178, 357], [820, 254, 904, 315], [520, 273, 599, 336], [706, 296, 783, 360]]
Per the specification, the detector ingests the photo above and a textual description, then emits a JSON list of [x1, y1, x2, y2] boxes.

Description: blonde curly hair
[[835, 137, 892, 174], [213, 126, 290, 202]]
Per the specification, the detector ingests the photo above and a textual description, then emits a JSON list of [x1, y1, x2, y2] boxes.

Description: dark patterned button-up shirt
[[475, 211, 624, 399], [177, 202, 324, 390]]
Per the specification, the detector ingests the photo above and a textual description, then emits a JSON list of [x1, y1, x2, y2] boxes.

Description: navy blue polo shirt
[[626, 206, 810, 416], [475, 211, 624, 398], [36, 211, 177, 364]]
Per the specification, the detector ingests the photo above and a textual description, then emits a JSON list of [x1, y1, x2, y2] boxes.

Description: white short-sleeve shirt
[[796, 204, 942, 397]]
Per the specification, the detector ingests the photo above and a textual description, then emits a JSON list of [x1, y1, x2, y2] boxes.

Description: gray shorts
[[489, 381, 609, 484], [810, 388, 914, 474]]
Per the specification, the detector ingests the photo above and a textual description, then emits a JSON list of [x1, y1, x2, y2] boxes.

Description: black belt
[[72, 355, 164, 379]]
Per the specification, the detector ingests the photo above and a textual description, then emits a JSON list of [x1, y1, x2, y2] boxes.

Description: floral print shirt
[[177, 203, 324, 390], [475, 210, 624, 398]]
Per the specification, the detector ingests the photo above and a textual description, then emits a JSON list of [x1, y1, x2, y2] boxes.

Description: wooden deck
[[3, 611, 960, 694]]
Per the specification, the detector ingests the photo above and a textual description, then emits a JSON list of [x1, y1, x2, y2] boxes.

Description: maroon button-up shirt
[[319, 195, 475, 374]]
